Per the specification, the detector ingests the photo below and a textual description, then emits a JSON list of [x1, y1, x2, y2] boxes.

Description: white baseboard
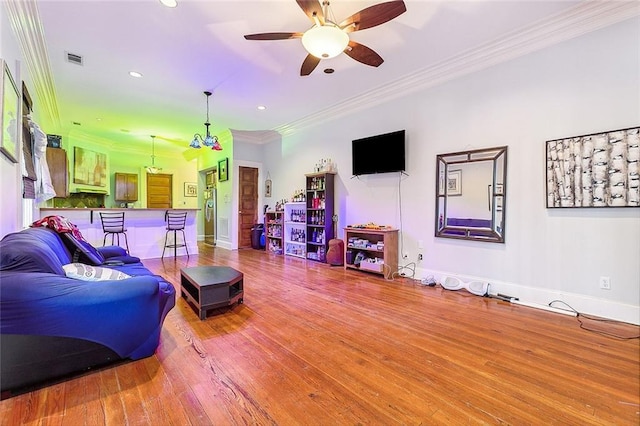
[[197, 235, 233, 251], [417, 267, 640, 326], [214, 241, 233, 251]]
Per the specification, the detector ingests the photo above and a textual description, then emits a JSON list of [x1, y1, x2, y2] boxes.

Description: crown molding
[[274, 1, 640, 137], [230, 129, 282, 145], [5, 0, 61, 132]]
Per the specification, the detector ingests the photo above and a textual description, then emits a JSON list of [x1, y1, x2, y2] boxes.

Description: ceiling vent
[[65, 52, 83, 66]]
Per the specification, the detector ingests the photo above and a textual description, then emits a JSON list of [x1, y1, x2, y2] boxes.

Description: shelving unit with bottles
[[284, 202, 306, 258], [305, 172, 335, 262], [265, 210, 284, 254], [344, 227, 398, 279]]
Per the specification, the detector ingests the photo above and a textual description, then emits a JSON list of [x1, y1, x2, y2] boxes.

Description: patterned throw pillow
[[63, 263, 131, 281]]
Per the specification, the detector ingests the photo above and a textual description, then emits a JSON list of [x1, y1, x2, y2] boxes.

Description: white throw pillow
[[63, 263, 131, 281]]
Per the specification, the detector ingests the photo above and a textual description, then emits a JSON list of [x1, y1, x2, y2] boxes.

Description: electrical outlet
[[418, 253, 423, 261], [599, 276, 611, 290]]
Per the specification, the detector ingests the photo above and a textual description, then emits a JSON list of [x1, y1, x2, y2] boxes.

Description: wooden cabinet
[[46, 147, 69, 197], [344, 227, 399, 279], [305, 172, 335, 262], [115, 173, 138, 201], [284, 202, 306, 258], [265, 210, 283, 254]]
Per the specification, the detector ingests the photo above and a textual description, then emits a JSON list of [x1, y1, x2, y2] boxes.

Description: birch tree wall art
[[546, 127, 639, 208]]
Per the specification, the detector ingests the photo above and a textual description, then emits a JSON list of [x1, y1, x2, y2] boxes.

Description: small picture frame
[[447, 170, 462, 196], [488, 183, 505, 210], [218, 157, 229, 182], [1, 59, 20, 163], [265, 172, 272, 197], [265, 179, 272, 197], [184, 182, 197, 197]]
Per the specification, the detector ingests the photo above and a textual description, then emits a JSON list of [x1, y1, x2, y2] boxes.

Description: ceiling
[[7, 0, 637, 156]]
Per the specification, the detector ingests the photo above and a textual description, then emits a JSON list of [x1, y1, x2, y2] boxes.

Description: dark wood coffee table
[[180, 266, 244, 320]]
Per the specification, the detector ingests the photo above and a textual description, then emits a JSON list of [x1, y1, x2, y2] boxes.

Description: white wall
[[263, 18, 640, 324], [0, 5, 25, 237]]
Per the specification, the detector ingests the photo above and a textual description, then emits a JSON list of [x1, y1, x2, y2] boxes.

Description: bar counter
[[40, 208, 199, 259]]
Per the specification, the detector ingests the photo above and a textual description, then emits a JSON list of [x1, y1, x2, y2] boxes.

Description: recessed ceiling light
[[257, 105, 266, 111], [129, 71, 143, 78], [159, 0, 177, 7]]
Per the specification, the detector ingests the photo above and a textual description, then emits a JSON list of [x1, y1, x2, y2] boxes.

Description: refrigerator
[[204, 171, 216, 246]]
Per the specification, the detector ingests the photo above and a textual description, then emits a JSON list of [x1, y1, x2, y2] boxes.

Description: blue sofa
[[0, 226, 175, 396]]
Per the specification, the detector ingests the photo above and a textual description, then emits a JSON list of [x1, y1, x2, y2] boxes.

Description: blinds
[[21, 117, 37, 199], [23, 177, 35, 199]]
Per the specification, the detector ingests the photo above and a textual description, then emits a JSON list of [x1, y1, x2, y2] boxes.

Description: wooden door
[[147, 173, 172, 208], [238, 166, 258, 249]]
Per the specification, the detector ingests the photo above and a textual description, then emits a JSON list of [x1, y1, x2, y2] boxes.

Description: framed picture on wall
[[1, 59, 20, 163], [546, 126, 639, 208], [447, 170, 462, 196], [265, 178, 272, 197], [218, 157, 229, 182], [73, 146, 107, 186], [184, 182, 197, 197]]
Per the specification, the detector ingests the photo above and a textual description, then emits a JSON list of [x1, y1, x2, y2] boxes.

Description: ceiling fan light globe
[[302, 25, 349, 59], [203, 135, 214, 147]]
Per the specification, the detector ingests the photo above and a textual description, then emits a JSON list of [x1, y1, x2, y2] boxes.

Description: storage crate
[[359, 261, 384, 273]]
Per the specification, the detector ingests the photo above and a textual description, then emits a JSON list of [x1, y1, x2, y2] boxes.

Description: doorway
[[237, 166, 258, 249]]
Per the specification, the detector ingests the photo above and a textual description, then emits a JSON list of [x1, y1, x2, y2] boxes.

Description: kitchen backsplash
[[53, 193, 105, 208]]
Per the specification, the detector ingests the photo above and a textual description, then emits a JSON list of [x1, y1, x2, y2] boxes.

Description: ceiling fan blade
[[339, 0, 407, 33], [344, 41, 384, 67], [300, 54, 321, 76], [296, 0, 325, 25], [244, 32, 303, 40]]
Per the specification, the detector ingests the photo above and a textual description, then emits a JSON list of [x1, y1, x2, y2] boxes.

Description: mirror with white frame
[[435, 146, 507, 243]]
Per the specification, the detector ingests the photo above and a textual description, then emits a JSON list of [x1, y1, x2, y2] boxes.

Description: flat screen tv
[[352, 130, 406, 176]]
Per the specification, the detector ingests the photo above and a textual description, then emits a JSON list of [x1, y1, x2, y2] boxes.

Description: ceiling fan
[[244, 0, 407, 76]]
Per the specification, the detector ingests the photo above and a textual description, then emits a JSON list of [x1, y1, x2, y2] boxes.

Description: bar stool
[[162, 211, 189, 258], [99, 212, 129, 253]]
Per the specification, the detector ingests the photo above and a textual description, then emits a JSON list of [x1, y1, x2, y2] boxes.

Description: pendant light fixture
[[190, 91, 222, 151], [146, 135, 162, 174]]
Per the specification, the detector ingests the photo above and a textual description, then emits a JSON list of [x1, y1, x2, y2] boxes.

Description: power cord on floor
[[392, 262, 416, 280], [549, 300, 640, 340], [417, 275, 437, 287], [383, 262, 417, 281]]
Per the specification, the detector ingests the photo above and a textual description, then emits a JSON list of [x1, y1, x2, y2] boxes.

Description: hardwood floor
[[1, 244, 639, 425]]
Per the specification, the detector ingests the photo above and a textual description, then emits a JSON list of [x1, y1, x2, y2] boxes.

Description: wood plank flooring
[[1, 244, 639, 425]]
